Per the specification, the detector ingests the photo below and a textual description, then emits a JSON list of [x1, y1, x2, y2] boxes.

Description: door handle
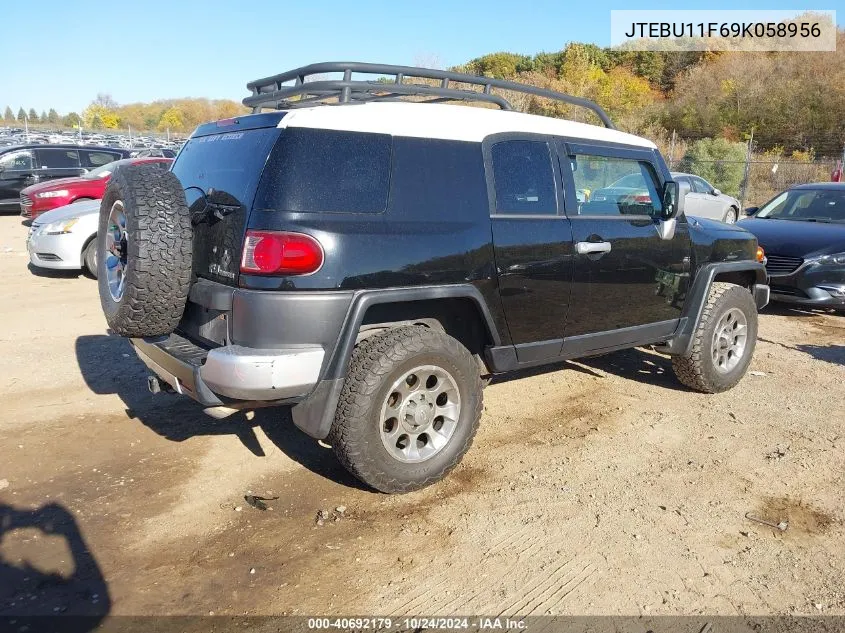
[[575, 241, 612, 255]]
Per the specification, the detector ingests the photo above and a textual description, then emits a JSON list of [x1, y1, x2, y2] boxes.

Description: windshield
[[757, 189, 845, 223], [84, 161, 119, 179]]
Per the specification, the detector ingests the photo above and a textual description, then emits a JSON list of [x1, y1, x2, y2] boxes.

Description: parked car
[[739, 183, 845, 310], [672, 172, 742, 224], [588, 172, 653, 213], [27, 199, 101, 276], [20, 157, 173, 220], [95, 62, 768, 493], [0, 144, 130, 213]]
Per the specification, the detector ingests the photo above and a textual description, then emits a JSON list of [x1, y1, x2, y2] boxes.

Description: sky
[[2, 0, 841, 114]]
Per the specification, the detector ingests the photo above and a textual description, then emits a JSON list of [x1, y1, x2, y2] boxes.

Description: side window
[[691, 176, 712, 193], [0, 150, 34, 170], [36, 149, 80, 168], [491, 140, 557, 215], [256, 128, 392, 213], [82, 151, 119, 168], [570, 154, 663, 217]]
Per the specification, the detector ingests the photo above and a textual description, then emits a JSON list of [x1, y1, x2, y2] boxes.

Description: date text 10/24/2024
[[307, 617, 527, 630]]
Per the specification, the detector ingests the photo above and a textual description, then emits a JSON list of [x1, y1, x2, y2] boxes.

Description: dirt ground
[[0, 213, 843, 619]]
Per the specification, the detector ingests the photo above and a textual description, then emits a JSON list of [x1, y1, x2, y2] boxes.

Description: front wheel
[[329, 326, 483, 493], [82, 237, 98, 279], [672, 282, 758, 393], [723, 207, 738, 224]]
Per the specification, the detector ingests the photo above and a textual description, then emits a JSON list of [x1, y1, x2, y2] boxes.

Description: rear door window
[[36, 148, 80, 168], [490, 140, 557, 215], [82, 150, 121, 168], [256, 128, 392, 213]]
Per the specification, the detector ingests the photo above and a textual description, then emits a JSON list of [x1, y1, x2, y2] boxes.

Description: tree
[[3, 106, 13, 122], [681, 138, 747, 196], [47, 108, 59, 124], [83, 103, 120, 129], [28, 108, 38, 122], [62, 112, 81, 127], [93, 93, 118, 109], [158, 106, 185, 132], [40, 110, 47, 122], [17, 107, 25, 121]]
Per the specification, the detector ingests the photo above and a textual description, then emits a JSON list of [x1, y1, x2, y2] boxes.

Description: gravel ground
[[0, 214, 843, 618]]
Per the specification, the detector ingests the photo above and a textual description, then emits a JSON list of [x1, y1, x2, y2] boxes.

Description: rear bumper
[[132, 334, 324, 406]]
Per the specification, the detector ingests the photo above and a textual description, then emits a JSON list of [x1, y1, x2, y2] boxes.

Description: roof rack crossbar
[[244, 61, 615, 129]]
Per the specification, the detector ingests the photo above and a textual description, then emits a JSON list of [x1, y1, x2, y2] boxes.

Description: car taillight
[[240, 230, 324, 275]]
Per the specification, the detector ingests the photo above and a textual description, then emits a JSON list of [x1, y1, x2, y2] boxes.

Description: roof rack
[[244, 61, 616, 129]]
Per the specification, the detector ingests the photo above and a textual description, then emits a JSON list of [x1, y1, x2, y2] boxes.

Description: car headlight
[[35, 190, 70, 199], [814, 252, 845, 266], [44, 218, 79, 235]]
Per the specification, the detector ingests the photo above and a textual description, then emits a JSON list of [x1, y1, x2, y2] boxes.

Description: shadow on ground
[[0, 501, 110, 629], [27, 263, 82, 279], [74, 334, 366, 491]]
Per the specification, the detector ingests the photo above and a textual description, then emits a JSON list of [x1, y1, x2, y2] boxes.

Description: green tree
[[40, 110, 47, 122], [17, 107, 25, 121], [28, 108, 38, 122], [62, 112, 81, 127], [47, 108, 60, 124], [681, 138, 747, 197], [3, 106, 13, 122], [462, 52, 534, 79]]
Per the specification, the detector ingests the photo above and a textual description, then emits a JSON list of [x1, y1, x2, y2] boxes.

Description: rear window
[[172, 127, 280, 207], [255, 128, 392, 213]]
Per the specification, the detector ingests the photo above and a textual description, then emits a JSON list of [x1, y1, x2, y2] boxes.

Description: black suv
[[0, 144, 129, 212], [96, 63, 769, 493]]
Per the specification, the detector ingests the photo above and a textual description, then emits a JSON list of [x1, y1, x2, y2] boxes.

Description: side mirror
[[711, 188, 721, 196], [744, 206, 759, 216], [661, 180, 681, 220]]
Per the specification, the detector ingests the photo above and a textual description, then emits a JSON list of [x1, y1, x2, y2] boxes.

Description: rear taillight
[[240, 230, 324, 275]]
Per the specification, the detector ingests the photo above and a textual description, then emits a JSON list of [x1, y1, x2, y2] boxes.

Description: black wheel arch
[[291, 284, 501, 440], [661, 261, 768, 356]]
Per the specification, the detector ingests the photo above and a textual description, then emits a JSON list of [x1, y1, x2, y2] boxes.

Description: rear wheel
[[82, 237, 97, 279], [672, 282, 758, 393], [329, 326, 483, 493]]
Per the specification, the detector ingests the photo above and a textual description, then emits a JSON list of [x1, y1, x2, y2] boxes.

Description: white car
[[671, 172, 742, 223], [27, 199, 100, 277]]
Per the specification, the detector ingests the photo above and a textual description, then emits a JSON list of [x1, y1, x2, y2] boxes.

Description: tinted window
[[571, 154, 663, 217], [491, 140, 557, 215], [256, 128, 392, 213], [36, 148, 80, 168], [82, 150, 120, 168], [0, 150, 34, 170], [172, 128, 280, 207]]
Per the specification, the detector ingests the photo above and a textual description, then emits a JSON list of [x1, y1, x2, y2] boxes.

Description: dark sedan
[[739, 183, 845, 310]]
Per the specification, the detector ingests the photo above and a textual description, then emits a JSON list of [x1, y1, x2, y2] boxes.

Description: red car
[[20, 157, 173, 220]]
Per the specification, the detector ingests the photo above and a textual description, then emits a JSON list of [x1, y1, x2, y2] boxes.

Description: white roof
[[277, 102, 655, 148]]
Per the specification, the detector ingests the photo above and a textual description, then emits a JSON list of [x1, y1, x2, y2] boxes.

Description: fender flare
[[291, 284, 501, 439], [663, 261, 768, 356]]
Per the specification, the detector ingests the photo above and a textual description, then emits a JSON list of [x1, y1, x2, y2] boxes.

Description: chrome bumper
[[132, 335, 324, 405]]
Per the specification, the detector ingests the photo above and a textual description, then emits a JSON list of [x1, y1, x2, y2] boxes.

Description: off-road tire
[[97, 164, 192, 337], [82, 237, 97, 279], [672, 282, 758, 393], [329, 326, 483, 493]]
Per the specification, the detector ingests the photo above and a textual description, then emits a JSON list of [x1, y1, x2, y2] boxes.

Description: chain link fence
[[668, 156, 840, 208]]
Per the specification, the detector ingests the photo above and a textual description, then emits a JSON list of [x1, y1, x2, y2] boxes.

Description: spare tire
[[97, 164, 192, 338]]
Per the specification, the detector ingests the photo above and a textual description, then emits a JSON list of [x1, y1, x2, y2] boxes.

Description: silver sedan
[[671, 172, 742, 224]]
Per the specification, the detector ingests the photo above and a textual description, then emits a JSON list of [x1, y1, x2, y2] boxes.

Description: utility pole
[[669, 129, 676, 169], [740, 128, 754, 207]]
